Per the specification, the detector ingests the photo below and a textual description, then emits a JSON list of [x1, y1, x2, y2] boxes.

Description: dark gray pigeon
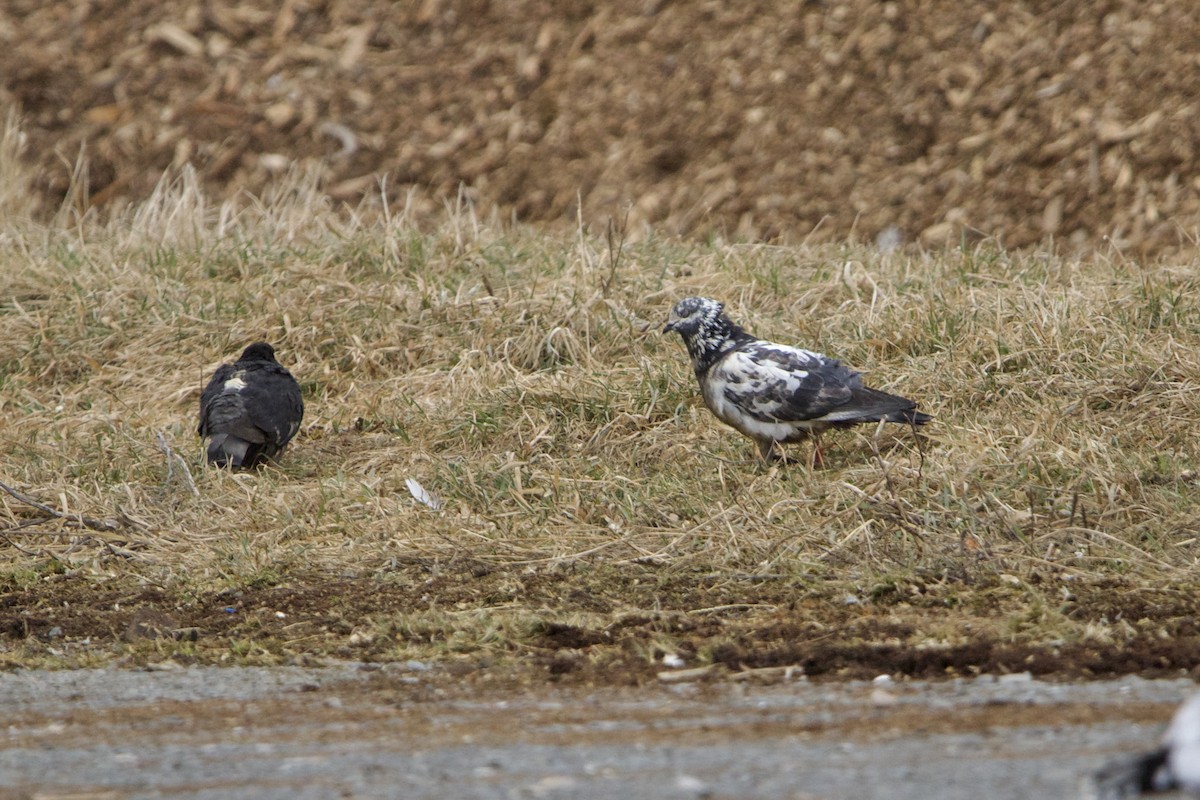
[[1086, 692, 1200, 799], [663, 296, 930, 463], [198, 342, 304, 468]]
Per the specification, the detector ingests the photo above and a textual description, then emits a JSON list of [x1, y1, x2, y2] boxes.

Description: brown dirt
[[3, 568, 1199, 684], [4, 0, 1200, 256]]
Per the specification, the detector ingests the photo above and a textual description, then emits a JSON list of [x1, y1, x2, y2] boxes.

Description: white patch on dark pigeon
[[663, 296, 931, 463], [197, 342, 304, 469]]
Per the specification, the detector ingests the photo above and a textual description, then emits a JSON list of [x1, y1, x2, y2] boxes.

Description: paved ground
[[0, 665, 1194, 800]]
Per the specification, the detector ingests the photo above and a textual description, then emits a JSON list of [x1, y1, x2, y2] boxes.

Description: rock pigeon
[[662, 296, 930, 463], [198, 342, 304, 468], [1087, 692, 1200, 799]]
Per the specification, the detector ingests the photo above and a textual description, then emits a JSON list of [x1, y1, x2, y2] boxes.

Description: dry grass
[[1, 118, 1198, 673]]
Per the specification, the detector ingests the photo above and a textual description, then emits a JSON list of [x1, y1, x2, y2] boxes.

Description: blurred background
[[3, 0, 1196, 256]]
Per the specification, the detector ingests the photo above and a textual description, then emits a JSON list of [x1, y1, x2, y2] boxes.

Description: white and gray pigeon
[[662, 296, 930, 463], [197, 342, 304, 468], [1087, 692, 1200, 799]]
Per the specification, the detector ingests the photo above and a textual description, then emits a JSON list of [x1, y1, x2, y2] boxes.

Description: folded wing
[[242, 365, 303, 450], [715, 344, 926, 426]]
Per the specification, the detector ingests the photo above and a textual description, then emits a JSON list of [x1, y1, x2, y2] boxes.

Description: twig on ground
[[868, 423, 898, 498], [1, 517, 55, 534], [156, 431, 200, 497], [0, 478, 118, 532], [0, 531, 42, 556], [686, 603, 778, 615], [909, 416, 927, 479]]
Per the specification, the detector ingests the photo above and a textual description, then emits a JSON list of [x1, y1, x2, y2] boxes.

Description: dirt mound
[[3, 1, 1198, 255]]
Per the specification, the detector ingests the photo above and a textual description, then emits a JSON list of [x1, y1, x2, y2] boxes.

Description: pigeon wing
[[242, 364, 304, 449], [712, 344, 858, 424], [198, 363, 237, 436], [716, 342, 924, 425]]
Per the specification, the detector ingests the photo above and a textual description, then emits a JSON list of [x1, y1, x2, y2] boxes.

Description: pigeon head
[[663, 296, 723, 336], [239, 342, 278, 362], [663, 297, 748, 373]]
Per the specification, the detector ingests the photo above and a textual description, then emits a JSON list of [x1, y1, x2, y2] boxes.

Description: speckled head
[[663, 297, 745, 373], [662, 296, 724, 336]]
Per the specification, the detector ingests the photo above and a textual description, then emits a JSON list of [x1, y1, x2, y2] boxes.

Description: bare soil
[[4, 0, 1200, 255], [4, 569, 1199, 684]]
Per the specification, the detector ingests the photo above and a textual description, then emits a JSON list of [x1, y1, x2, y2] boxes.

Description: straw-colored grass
[[1, 117, 1198, 674]]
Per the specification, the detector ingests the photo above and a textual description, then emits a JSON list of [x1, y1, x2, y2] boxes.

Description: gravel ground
[[0, 666, 1194, 800]]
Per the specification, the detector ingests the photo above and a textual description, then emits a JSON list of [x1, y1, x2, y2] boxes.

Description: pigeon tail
[[873, 404, 933, 426], [905, 409, 933, 425], [822, 388, 933, 427], [206, 434, 251, 468]]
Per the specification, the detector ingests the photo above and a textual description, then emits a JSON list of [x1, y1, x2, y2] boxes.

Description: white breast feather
[[704, 353, 824, 439]]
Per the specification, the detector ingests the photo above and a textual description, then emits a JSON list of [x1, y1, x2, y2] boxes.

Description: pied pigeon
[[662, 296, 930, 463]]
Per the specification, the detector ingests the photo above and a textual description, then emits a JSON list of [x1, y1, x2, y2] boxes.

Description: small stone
[[875, 225, 903, 253], [348, 629, 374, 646], [526, 775, 576, 796], [259, 153, 290, 172], [263, 102, 296, 129], [997, 671, 1033, 684], [657, 665, 717, 683], [674, 774, 711, 797]]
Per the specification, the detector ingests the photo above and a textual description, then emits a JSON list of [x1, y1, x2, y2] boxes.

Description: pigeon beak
[[662, 316, 680, 333]]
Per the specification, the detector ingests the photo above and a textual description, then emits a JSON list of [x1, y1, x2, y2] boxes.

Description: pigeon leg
[[810, 432, 826, 469], [757, 439, 815, 466]]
